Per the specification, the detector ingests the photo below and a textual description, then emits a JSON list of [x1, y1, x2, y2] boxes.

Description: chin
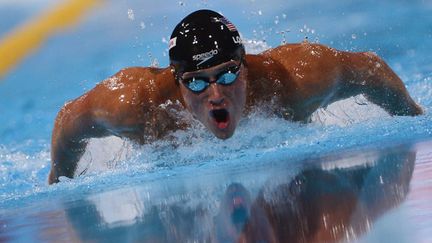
[[216, 132, 234, 140], [212, 127, 235, 140]]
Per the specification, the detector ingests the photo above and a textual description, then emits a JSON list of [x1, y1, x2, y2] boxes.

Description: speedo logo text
[[192, 49, 218, 61]]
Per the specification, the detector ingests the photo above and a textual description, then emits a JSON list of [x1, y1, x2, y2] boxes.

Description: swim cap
[[169, 9, 245, 78]]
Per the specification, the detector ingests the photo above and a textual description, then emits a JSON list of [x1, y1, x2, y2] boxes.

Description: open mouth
[[210, 109, 230, 129]]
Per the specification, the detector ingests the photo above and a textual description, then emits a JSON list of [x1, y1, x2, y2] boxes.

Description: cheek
[[233, 79, 247, 108], [181, 88, 205, 116], [236, 69, 247, 100], [188, 98, 203, 115]]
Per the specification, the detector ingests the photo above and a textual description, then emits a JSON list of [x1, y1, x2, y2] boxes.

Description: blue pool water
[[1, 0, 432, 242]]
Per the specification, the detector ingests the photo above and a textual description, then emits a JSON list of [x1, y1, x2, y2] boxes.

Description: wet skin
[[179, 60, 247, 139], [48, 42, 423, 184]]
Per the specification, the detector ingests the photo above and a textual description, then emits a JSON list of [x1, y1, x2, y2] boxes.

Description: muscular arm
[[257, 42, 422, 120], [341, 51, 423, 116], [48, 95, 106, 184], [48, 67, 182, 184]]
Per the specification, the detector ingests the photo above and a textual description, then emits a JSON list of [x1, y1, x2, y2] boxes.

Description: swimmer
[[48, 9, 423, 184]]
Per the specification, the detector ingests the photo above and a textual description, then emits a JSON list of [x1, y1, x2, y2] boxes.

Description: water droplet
[[127, 9, 135, 21], [258, 10, 262, 15], [351, 34, 357, 39]]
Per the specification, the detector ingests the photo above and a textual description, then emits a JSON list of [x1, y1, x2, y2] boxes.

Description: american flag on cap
[[219, 17, 237, 32]]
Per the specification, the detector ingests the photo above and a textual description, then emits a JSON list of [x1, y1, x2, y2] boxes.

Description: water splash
[[1, 36, 431, 213], [127, 9, 135, 21]]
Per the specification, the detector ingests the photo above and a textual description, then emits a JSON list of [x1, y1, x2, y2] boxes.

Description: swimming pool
[[0, 0, 431, 242]]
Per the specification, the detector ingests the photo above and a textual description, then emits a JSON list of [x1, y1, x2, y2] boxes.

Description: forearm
[[364, 61, 422, 116], [49, 133, 88, 184], [344, 52, 423, 116], [49, 101, 107, 184]]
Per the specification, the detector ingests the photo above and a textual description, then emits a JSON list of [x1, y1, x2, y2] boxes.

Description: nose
[[208, 83, 225, 106]]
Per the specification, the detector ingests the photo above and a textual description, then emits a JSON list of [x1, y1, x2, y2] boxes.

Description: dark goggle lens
[[183, 65, 240, 92]]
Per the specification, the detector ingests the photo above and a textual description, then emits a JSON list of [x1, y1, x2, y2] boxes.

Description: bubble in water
[[179, 1, 185, 6], [258, 10, 262, 15], [151, 58, 159, 68], [140, 22, 146, 29], [274, 16, 279, 25], [351, 34, 357, 40], [127, 9, 135, 21]]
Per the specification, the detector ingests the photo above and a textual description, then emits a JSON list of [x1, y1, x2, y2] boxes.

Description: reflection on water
[[7, 143, 412, 243]]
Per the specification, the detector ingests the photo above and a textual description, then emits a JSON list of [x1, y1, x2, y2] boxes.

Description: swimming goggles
[[181, 65, 240, 93]]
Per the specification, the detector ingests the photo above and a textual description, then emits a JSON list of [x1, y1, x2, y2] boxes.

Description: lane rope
[[0, 0, 102, 79]]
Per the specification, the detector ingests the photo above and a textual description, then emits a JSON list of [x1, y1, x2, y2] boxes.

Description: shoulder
[[261, 42, 343, 63], [94, 66, 179, 100], [255, 42, 371, 78], [98, 66, 170, 89], [83, 66, 181, 116]]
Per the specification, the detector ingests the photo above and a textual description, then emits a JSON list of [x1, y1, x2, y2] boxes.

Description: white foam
[[74, 136, 137, 176], [88, 188, 143, 227], [0, 143, 50, 200], [311, 95, 389, 127], [71, 98, 391, 179]]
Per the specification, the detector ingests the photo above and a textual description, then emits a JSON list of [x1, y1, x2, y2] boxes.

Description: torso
[[94, 42, 346, 142]]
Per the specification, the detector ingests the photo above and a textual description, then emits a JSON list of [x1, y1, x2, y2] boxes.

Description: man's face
[[179, 60, 247, 139]]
